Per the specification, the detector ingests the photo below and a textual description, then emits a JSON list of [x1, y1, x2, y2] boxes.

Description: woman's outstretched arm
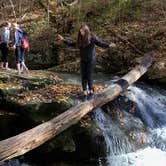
[[93, 36, 116, 48], [58, 34, 76, 47]]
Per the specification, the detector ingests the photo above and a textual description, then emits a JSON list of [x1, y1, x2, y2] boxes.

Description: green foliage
[[109, 0, 143, 23], [152, 40, 160, 50], [30, 19, 49, 34]]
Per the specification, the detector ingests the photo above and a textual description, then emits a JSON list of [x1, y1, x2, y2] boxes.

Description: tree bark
[[0, 52, 154, 163]]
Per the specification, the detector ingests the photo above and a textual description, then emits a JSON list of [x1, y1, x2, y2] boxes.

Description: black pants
[[0, 42, 9, 62], [81, 60, 94, 91]]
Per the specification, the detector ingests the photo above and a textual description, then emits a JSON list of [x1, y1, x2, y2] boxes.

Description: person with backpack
[[0, 22, 11, 70], [13, 23, 29, 74], [58, 24, 116, 100]]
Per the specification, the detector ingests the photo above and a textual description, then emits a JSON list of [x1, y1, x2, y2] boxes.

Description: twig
[[21, 13, 27, 20], [63, 0, 79, 6], [9, 0, 17, 22], [108, 29, 144, 55]]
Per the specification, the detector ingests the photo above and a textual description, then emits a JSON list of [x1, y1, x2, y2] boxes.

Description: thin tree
[[47, 0, 50, 25], [9, 0, 17, 22]]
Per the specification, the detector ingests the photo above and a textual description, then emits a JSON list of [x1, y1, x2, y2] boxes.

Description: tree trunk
[[0, 52, 154, 163]]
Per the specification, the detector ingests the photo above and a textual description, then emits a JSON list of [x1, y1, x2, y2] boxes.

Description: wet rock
[[39, 131, 76, 154], [147, 58, 166, 87], [0, 159, 20, 166]]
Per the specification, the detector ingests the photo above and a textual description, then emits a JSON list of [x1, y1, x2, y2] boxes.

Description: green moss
[[0, 83, 23, 97], [18, 98, 74, 123]]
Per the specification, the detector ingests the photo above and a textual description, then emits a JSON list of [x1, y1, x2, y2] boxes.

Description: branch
[[63, 0, 79, 6], [38, 0, 48, 13], [9, 0, 17, 22], [108, 29, 144, 55]]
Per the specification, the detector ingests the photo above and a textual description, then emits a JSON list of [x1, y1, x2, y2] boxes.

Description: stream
[[94, 83, 166, 166], [0, 81, 166, 166]]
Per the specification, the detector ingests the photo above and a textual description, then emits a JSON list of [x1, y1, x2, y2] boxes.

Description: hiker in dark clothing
[[58, 24, 116, 99], [0, 22, 11, 70], [13, 23, 28, 74]]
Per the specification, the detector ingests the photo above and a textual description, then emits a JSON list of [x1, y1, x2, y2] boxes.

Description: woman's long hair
[[0, 22, 9, 28], [77, 24, 92, 48]]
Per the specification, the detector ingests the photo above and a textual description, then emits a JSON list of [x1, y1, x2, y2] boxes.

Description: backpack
[[19, 30, 29, 50], [21, 37, 29, 50]]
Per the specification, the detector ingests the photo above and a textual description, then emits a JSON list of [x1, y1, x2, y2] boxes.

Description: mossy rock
[[0, 69, 79, 123], [0, 82, 24, 97], [21, 98, 75, 123], [0, 69, 105, 124]]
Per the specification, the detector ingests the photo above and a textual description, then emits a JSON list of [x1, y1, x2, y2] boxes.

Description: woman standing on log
[[58, 24, 116, 99]]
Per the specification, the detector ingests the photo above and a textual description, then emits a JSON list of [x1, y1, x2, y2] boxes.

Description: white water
[[94, 109, 134, 156], [127, 85, 166, 128], [102, 147, 166, 166], [94, 84, 166, 166]]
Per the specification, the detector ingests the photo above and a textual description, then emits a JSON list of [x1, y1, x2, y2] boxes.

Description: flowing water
[[94, 83, 166, 166]]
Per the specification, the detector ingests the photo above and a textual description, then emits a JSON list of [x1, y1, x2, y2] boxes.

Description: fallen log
[[0, 52, 154, 163]]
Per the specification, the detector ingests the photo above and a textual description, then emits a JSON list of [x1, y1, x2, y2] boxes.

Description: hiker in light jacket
[[0, 22, 11, 70], [58, 24, 116, 99], [13, 23, 28, 74]]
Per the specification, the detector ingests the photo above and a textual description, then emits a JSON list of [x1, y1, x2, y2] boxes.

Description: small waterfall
[[127, 85, 166, 128], [0, 159, 30, 166], [94, 108, 133, 156], [94, 83, 166, 166]]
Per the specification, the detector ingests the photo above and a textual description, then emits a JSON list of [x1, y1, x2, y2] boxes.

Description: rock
[[2, 159, 20, 166], [147, 58, 166, 87], [40, 130, 76, 154], [0, 70, 78, 123], [0, 82, 23, 97], [102, 95, 152, 151]]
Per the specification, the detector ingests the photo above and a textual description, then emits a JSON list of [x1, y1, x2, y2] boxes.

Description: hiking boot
[[5, 67, 11, 71], [0, 67, 5, 70], [80, 95, 88, 101], [87, 93, 95, 100], [17, 71, 21, 75]]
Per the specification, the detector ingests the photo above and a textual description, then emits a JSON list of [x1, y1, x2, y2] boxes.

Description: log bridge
[[0, 53, 154, 163]]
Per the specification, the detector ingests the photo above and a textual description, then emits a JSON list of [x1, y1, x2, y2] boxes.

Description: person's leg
[[20, 48, 28, 72], [0, 44, 2, 68], [81, 61, 88, 95], [0, 62, 3, 68], [0, 55, 3, 68], [15, 47, 21, 74], [5, 62, 9, 70], [0, 43, 6, 69], [0, 55, 4, 69], [3, 44, 9, 70], [16, 63, 21, 74], [87, 60, 94, 94]]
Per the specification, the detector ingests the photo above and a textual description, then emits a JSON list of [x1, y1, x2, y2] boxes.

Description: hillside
[[0, 0, 165, 87]]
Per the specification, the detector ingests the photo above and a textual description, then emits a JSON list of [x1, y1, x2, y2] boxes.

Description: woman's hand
[[109, 43, 116, 48], [57, 34, 64, 41], [12, 45, 16, 50]]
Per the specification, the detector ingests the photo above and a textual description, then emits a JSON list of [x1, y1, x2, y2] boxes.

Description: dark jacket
[[14, 29, 23, 47], [64, 36, 110, 61]]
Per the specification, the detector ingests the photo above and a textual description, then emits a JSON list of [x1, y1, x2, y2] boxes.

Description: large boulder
[[147, 57, 166, 87]]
